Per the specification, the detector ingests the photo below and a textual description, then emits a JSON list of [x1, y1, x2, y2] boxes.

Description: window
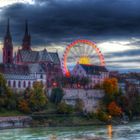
[[23, 81, 26, 88], [18, 81, 21, 88], [13, 81, 16, 88], [40, 74, 43, 79], [28, 81, 31, 87]]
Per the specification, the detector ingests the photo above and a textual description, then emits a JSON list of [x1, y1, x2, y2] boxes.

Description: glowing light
[[107, 125, 113, 140], [78, 56, 91, 65]]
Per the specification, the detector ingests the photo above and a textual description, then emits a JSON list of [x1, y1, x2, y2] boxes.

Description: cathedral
[[0, 20, 62, 91]]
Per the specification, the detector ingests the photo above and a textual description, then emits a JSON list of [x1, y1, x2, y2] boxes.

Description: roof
[[19, 50, 38, 62], [0, 64, 29, 75], [17, 49, 60, 64], [80, 64, 108, 75], [4, 74, 36, 80], [48, 52, 60, 64], [28, 63, 46, 73], [38, 49, 52, 62]]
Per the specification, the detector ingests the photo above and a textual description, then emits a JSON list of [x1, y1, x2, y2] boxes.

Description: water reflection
[[0, 122, 140, 140], [50, 134, 57, 140], [107, 125, 113, 140]]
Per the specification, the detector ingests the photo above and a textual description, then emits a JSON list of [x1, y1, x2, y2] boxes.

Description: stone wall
[[0, 116, 32, 129], [63, 89, 104, 112]]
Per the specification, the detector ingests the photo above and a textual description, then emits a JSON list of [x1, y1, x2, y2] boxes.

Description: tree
[[75, 99, 84, 112], [50, 87, 64, 104], [0, 73, 17, 110], [103, 78, 118, 95], [131, 95, 140, 116], [18, 99, 30, 113], [108, 101, 122, 116], [29, 81, 47, 111], [101, 78, 119, 106], [0, 73, 7, 95]]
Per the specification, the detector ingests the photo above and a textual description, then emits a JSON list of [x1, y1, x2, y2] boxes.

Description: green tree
[[29, 81, 47, 111], [0, 73, 17, 110], [50, 87, 64, 104], [0, 73, 7, 95]]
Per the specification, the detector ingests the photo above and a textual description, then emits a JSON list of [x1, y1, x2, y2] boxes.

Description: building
[[0, 20, 62, 90], [72, 64, 109, 88]]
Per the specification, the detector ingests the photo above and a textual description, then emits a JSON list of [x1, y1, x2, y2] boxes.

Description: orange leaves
[[18, 99, 30, 113], [103, 78, 118, 94], [108, 101, 122, 116]]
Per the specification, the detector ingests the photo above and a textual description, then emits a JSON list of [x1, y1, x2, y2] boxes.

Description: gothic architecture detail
[[0, 20, 62, 90], [3, 19, 13, 64], [22, 20, 31, 50]]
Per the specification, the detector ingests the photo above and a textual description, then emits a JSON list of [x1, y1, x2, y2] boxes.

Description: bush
[[96, 110, 109, 122], [18, 99, 30, 113], [50, 87, 64, 104], [57, 102, 74, 114]]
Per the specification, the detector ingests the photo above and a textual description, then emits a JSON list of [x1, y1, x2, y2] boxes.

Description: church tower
[[3, 19, 13, 64], [22, 20, 31, 50]]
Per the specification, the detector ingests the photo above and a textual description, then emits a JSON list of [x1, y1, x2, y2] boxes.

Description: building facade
[[0, 20, 62, 90], [72, 64, 109, 88]]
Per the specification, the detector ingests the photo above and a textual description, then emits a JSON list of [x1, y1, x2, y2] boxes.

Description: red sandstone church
[[0, 20, 62, 91]]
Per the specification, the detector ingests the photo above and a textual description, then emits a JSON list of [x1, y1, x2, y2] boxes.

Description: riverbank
[[0, 116, 32, 129], [0, 114, 107, 129], [1, 113, 139, 130]]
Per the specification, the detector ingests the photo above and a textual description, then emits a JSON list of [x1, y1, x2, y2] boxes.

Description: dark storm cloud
[[1, 0, 140, 46]]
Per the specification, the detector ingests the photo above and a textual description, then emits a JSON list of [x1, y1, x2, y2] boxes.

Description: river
[[0, 122, 140, 140]]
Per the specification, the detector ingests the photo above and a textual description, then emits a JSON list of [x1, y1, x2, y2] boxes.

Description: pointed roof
[[5, 19, 11, 38], [80, 64, 108, 75], [22, 20, 31, 50], [24, 20, 29, 36]]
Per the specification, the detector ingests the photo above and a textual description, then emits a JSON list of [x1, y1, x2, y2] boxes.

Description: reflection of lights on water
[[50, 134, 57, 140], [107, 125, 112, 140]]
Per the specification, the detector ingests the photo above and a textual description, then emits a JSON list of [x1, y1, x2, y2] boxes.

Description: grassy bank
[[0, 110, 24, 117], [31, 114, 105, 127]]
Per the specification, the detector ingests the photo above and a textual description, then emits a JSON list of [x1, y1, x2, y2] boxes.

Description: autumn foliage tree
[[103, 78, 118, 95], [101, 78, 119, 105], [18, 81, 47, 113], [108, 101, 122, 116], [18, 99, 30, 113]]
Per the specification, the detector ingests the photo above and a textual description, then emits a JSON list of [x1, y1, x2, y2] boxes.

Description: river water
[[0, 122, 140, 140]]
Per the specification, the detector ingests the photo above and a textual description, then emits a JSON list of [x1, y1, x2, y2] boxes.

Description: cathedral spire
[[5, 18, 11, 38], [25, 20, 29, 36], [3, 19, 13, 64], [22, 20, 31, 50]]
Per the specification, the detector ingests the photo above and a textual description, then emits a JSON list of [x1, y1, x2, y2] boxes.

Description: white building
[[0, 63, 47, 91], [72, 64, 109, 88]]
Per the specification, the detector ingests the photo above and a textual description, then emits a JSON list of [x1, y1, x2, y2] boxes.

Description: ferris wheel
[[62, 39, 105, 77]]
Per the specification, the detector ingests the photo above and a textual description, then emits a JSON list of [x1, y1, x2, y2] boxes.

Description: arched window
[[13, 81, 16, 88], [8, 81, 11, 87], [18, 81, 21, 88], [40, 74, 43, 79], [23, 81, 26, 88], [28, 81, 31, 87]]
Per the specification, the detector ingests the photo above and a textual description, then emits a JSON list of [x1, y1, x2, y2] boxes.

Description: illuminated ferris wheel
[[62, 39, 105, 77]]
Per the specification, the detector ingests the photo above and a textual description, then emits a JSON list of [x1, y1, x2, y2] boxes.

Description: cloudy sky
[[0, 0, 140, 72]]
